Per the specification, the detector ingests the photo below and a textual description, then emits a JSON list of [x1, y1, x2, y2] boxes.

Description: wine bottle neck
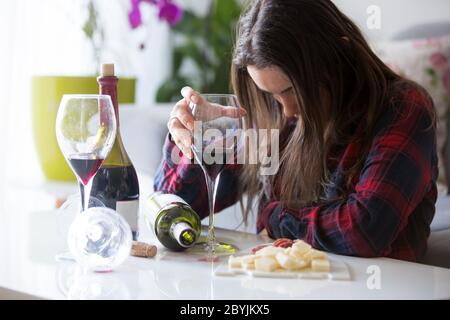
[[97, 75, 120, 127], [105, 132, 131, 166], [171, 222, 196, 248], [97, 75, 133, 166]]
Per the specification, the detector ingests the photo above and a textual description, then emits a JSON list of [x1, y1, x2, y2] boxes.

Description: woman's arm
[[260, 92, 438, 259], [153, 134, 241, 219]]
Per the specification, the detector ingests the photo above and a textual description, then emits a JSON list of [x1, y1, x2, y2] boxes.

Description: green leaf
[[176, 41, 211, 70], [82, 1, 97, 40], [425, 68, 436, 77], [156, 76, 192, 103], [212, 0, 241, 28], [172, 48, 183, 77], [172, 11, 205, 36]]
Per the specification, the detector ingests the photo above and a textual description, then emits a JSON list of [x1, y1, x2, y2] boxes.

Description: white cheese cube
[[304, 249, 328, 260], [275, 252, 306, 270], [254, 257, 279, 272], [241, 255, 257, 270], [228, 256, 242, 269], [243, 261, 255, 270], [255, 246, 285, 257], [241, 255, 257, 264], [291, 240, 312, 256], [289, 246, 307, 259]]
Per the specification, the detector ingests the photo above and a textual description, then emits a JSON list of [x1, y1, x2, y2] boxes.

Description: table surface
[[1, 175, 450, 300]]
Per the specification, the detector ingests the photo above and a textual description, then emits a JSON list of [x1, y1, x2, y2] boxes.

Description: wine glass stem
[[204, 172, 220, 256], [79, 179, 93, 212]]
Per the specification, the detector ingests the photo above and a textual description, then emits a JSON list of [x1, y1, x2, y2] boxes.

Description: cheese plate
[[214, 240, 351, 281]]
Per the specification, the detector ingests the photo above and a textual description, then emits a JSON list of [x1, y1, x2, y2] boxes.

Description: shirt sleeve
[[260, 93, 437, 258], [153, 133, 241, 219]]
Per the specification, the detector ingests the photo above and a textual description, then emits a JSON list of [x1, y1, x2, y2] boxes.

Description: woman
[[154, 0, 438, 262]]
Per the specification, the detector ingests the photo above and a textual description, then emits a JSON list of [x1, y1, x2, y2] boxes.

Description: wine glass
[[190, 94, 245, 258], [55, 194, 106, 261], [56, 95, 117, 214]]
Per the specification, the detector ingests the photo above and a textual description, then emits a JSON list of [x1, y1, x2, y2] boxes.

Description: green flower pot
[[32, 76, 136, 181]]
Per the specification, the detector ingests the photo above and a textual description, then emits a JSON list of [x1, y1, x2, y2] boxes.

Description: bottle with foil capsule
[[91, 63, 140, 240], [145, 192, 201, 251]]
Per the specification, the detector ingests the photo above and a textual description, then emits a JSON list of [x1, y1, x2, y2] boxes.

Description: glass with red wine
[[56, 94, 117, 213], [190, 94, 245, 258]]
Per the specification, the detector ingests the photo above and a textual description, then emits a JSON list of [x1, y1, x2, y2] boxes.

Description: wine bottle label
[[145, 192, 188, 223], [116, 200, 139, 231]]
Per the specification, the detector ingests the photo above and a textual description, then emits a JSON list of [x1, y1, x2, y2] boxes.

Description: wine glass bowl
[[190, 94, 244, 258], [56, 94, 117, 212]]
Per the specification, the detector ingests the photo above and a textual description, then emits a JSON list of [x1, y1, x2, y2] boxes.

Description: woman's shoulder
[[386, 80, 435, 118], [369, 80, 436, 139], [373, 80, 434, 129]]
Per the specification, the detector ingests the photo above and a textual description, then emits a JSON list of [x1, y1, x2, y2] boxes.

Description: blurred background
[[0, 0, 449, 232]]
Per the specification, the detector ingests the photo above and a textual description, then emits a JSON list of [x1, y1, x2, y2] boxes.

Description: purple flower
[[157, 0, 183, 26], [129, 11, 142, 29], [128, 0, 182, 29], [128, 0, 142, 29]]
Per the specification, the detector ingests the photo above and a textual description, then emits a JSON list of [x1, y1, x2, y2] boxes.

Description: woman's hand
[[167, 86, 246, 159]]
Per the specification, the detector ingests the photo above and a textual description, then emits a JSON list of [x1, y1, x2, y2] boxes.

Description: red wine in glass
[[68, 154, 104, 185], [202, 162, 224, 181], [198, 148, 235, 180]]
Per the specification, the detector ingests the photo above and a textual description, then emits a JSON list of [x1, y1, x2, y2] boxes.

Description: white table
[[1, 177, 450, 300]]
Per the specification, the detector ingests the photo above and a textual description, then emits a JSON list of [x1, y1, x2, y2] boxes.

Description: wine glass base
[[186, 240, 238, 258], [207, 242, 238, 255]]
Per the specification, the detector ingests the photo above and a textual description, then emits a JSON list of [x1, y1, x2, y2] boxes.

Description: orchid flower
[[129, 0, 182, 29]]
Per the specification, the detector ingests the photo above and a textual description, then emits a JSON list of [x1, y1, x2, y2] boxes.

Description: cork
[[130, 241, 157, 258], [101, 63, 115, 77]]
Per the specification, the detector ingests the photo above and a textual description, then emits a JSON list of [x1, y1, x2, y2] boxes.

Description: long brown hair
[[231, 0, 415, 222]]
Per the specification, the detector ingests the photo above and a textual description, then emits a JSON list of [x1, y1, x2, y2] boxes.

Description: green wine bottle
[[145, 192, 201, 251]]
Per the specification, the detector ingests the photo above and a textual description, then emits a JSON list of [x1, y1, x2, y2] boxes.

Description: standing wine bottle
[[145, 192, 201, 251], [91, 63, 140, 240]]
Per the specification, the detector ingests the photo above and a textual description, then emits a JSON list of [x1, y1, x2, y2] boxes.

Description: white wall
[[333, 0, 450, 41]]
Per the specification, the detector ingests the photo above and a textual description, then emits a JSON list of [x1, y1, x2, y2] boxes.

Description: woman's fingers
[[167, 88, 248, 160], [220, 106, 248, 118], [171, 99, 195, 131], [167, 115, 193, 159], [180, 86, 248, 120], [181, 86, 203, 107]]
